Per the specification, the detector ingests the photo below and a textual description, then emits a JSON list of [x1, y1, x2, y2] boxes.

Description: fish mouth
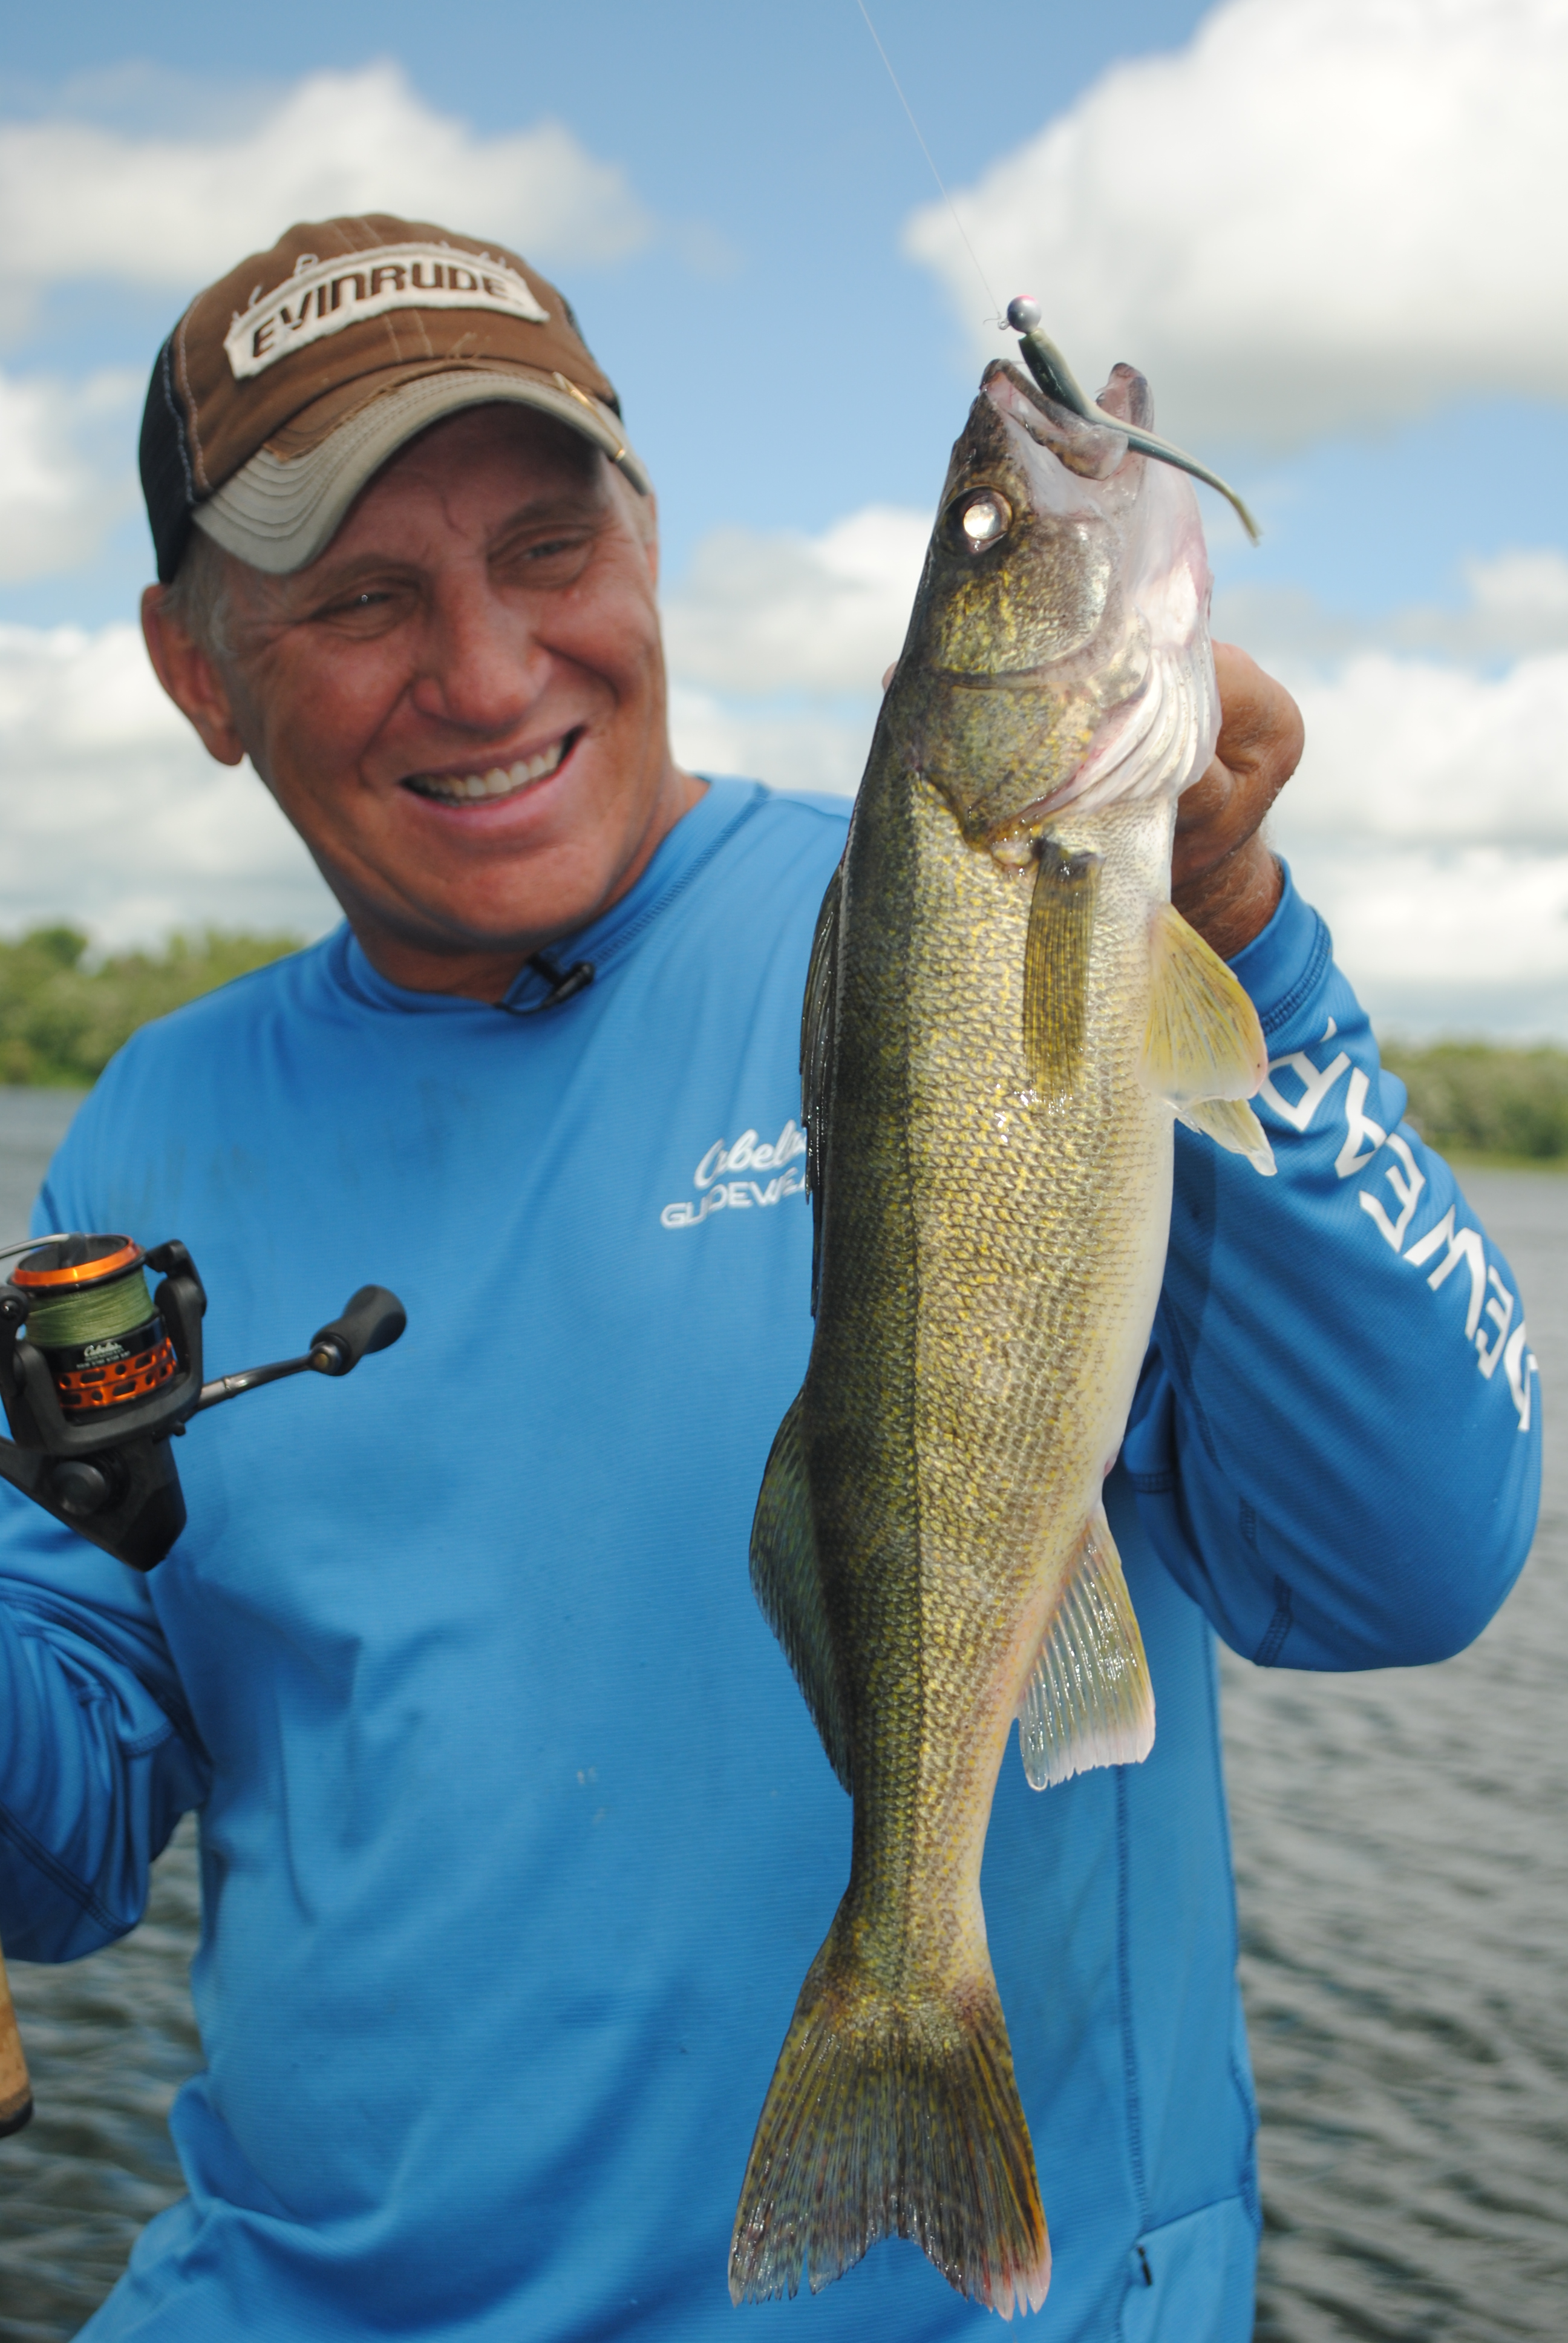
[[402, 728, 581, 806], [981, 362, 1129, 482]]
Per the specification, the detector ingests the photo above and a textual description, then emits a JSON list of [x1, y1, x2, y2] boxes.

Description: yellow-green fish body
[[732, 358, 1272, 2318]]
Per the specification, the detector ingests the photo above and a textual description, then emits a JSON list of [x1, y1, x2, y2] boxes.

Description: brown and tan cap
[[139, 213, 649, 584]]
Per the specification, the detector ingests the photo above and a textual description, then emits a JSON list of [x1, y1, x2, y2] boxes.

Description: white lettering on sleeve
[[1405, 1208, 1488, 1340], [1258, 1047, 1351, 1133], [1503, 1323, 1538, 1432], [1360, 1132, 1425, 1252], [1475, 1268, 1515, 1380], [1333, 1068, 1387, 1178]]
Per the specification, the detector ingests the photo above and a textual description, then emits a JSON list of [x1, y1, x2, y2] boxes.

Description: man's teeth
[[411, 737, 569, 802]]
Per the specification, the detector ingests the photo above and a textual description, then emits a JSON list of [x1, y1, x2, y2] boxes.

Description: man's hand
[[1173, 642, 1304, 962]]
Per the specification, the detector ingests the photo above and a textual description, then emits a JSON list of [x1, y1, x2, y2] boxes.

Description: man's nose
[[409, 578, 549, 735]]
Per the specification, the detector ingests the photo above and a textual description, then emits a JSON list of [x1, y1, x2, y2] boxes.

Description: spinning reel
[[0, 1231, 407, 2135], [0, 1233, 406, 1573]]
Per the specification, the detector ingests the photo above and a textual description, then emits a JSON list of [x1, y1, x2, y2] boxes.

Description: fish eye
[[948, 488, 1013, 554]]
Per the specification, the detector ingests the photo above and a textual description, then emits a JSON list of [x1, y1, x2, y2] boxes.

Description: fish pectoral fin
[[1141, 899, 1275, 1174], [1018, 1509, 1155, 1790], [1024, 838, 1102, 1103], [750, 1389, 852, 1791], [800, 861, 842, 1314]]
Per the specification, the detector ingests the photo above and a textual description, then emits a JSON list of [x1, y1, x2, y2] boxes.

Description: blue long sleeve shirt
[[0, 779, 1538, 2341]]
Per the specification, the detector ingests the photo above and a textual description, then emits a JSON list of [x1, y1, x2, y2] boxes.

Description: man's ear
[[140, 585, 247, 767]]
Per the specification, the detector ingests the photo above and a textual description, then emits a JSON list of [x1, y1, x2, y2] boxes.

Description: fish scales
[[733, 351, 1273, 2319]]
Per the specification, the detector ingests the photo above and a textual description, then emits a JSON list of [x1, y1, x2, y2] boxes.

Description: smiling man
[[0, 215, 1538, 2343]]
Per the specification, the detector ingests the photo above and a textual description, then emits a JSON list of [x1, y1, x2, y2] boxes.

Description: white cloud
[[668, 686, 874, 799], [1218, 548, 1568, 668], [0, 368, 139, 580], [1271, 648, 1568, 1034], [0, 624, 338, 944], [1281, 647, 1568, 850], [907, 0, 1568, 448], [0, 62, 650, 316], [662, 504, 930, 796], [662, 506, 928, 698]]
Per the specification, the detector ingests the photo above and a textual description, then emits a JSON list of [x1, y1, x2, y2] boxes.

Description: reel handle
[[310, 1287, 407, 1376]]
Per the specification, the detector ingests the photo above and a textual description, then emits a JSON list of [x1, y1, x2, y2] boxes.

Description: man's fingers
[[1171, 642, 1302, 959], [1175, 643, 1304, 871], [1209, 640, 1303, 813]]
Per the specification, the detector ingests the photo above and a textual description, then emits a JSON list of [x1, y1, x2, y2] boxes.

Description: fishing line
[[25, 1271, 157, 1351], [853, 0, 1005, 327]]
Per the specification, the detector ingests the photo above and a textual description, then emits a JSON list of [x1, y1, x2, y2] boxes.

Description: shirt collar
[[332, 777, 767, 1017]]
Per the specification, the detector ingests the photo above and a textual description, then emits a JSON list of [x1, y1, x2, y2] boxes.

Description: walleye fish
[[730, 352, 1273, 2317]]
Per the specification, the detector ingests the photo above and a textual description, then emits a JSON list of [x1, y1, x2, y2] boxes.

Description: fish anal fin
[[1018, 1509, 1155, 1791], [1024, 839, 1102, 1103], [1142, 899, 1267, 1107], [1177, 1095, 1276, 1175], [750, 1391, 851, 1792]]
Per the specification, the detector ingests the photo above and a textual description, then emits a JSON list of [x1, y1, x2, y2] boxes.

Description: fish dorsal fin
[[750, 1389, 852, 1791], [1017, 1509, 1155, 1789], [1024, 839, 1102, 1103], [800, 863, 842, 1314], [1142, 900, 1275, 1174]]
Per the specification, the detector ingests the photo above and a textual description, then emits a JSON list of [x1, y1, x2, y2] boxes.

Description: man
[[0, 215, 1538, 2340]]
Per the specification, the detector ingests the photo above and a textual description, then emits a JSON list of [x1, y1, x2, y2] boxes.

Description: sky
[[4, 0, 1568, 1037]]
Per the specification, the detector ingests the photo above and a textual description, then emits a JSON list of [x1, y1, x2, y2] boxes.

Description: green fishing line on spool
[[26, 1268, 157, 1351]]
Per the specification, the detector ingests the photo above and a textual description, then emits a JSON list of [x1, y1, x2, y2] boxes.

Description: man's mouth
[[403, 730, 580, 805]]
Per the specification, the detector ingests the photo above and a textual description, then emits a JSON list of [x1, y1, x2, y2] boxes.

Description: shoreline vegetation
[[0, 926, 301, 1089], [0, 927, 1564, 1168]]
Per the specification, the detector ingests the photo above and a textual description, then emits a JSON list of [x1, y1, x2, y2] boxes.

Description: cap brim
[[192, 368, 650, 575]]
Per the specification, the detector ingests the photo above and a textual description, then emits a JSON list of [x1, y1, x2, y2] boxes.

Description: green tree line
[[1383, 1041, 1568, 1165], [0, 926, 301, 1088], [0, 925, 1565, 1163]]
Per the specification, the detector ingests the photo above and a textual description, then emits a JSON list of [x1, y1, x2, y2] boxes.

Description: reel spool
[[11, 1237, 178, 1418]]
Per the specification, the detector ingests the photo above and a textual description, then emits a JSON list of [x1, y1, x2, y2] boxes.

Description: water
[[1229, 1167, 1568, 2342], [0, 1105, 1561, 2339]]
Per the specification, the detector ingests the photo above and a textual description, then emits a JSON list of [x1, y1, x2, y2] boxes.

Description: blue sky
[[4, 0, 1568, 1035], [1, 0, 1229, 618]]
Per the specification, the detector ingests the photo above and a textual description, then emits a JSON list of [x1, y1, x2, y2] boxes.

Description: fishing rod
[[0, 1231, 407, 2136]]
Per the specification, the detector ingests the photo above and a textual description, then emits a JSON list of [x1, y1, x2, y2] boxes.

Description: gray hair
[[159, 524, 239, 663]]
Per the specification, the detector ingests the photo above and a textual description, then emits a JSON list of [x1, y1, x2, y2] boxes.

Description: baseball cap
[[139, 213, 649, 585]]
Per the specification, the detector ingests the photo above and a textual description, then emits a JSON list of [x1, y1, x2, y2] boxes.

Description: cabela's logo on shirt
[[660, 1120, 808, 1229]]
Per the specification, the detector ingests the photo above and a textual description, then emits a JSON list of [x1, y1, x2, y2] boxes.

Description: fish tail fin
[[730, 1945, 1050, 2318]]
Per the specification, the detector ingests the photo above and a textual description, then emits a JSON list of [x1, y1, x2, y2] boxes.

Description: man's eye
[[522, 534, 589, 562], [318, 588, 397, 623]]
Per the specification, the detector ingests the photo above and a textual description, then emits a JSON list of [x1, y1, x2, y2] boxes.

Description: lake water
[[0, 1099, 1561, 2339]]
